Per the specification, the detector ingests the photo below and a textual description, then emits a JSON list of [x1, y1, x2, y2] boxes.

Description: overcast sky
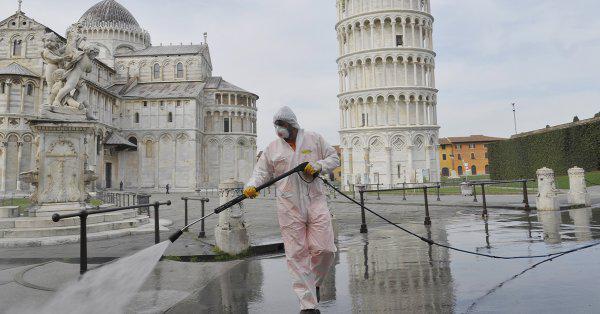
[[5, 0, 599, 148]]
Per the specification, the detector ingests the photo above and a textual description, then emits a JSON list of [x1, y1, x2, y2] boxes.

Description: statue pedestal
[[26, 119, 97, 217], [40, 104, 90, 121]]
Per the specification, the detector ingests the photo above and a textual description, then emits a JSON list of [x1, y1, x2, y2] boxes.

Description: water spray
[[168, 162, 309, 243]]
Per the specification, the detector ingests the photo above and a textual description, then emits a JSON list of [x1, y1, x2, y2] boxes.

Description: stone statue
[[40, 23, 98, 120], [40, 32, 66, 100]]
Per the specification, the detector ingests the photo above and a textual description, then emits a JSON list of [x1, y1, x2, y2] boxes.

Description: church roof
[[107, 81, 205, 99], [79, 0, 141, 30], [205, 77, 255, 96], [114, 44, 207, 57], [0, 62, 39, 77], [105, 132, 137, 148]]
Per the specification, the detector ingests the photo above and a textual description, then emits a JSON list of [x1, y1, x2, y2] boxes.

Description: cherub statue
[[40, 32, 65, 94]]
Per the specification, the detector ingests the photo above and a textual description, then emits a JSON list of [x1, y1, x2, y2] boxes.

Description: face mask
[[276, 126, 290, 139]]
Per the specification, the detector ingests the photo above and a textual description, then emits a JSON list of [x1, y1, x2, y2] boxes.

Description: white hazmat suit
[[246, 107, 339, 310]]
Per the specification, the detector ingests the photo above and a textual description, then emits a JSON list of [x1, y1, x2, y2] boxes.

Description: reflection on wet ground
[[168, 206, 600, 313]]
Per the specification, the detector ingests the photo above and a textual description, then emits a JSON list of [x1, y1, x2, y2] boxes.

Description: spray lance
[[168, 162, 309, 243]]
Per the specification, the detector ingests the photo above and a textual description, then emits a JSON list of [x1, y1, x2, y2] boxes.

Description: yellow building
[[438, 135, 504, 177]]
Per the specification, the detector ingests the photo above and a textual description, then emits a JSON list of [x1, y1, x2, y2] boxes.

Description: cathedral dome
[[78, 0, 141, 31]]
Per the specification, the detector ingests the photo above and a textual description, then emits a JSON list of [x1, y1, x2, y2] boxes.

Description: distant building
[[438, 135, 504, 177]]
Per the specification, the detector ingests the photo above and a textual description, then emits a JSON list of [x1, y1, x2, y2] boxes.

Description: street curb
[[162, 242, 285, 262]]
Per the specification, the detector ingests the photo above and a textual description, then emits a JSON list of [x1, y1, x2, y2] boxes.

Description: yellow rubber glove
[[304, 162, 322, 176], [243, 186, 259, 199]]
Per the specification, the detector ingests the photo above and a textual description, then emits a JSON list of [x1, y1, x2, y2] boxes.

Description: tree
[[573, 116, 580, 122]]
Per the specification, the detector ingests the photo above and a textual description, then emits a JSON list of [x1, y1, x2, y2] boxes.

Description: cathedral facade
[[0, 0, 258, 194]]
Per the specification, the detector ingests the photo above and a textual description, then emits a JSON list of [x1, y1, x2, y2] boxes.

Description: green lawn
[[555, 171, 600, 189], [0, 198, 31, 209]]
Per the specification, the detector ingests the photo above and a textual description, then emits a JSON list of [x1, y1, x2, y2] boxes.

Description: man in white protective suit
[[243, 106, 339, 313]]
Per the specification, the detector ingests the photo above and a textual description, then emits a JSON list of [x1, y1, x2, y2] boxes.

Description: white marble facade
[[336, 0, 440, 189], [0, 0, 258, 193]]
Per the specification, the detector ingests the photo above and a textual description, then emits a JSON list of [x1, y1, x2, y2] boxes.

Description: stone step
[[0, 225, 156, 248], [0, 216, 150, 238], [0, 210, 141, 229]]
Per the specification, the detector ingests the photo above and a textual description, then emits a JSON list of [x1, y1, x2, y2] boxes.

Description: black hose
[[320, 178, 600, 260], [168, 162, 309, 243]]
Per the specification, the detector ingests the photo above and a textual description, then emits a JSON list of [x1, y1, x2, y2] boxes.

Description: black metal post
[[80, 210, 88, 274], [423, 187, 431, 225], [376, 183, 381, 200], [473, 184, 478, 202], [183, 197, 189, 226], [198, 198, 209, 238], [436, 183, 441, 201], [481, 184, 488, 218], [359, 190, 368, 233], [522, 181, 530, 211], [153, 202, 160, 244], [402, 182, 407, 201]]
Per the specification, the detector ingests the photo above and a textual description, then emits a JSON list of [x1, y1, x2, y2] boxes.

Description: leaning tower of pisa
[[336, 0, 440, 189]]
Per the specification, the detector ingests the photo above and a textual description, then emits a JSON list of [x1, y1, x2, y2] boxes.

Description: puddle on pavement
[[166, 207, 600, 313]]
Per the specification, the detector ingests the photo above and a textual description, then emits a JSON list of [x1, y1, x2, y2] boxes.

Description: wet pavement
[[1, 188, 599, 313], [162, 206, 600, 313]]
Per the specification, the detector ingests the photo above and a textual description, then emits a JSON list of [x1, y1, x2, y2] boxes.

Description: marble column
[[393, 60, 398, 85], [5, 81, 12, 113], [425, 144, 431, 178], [406, 145, 414, 183], [411, 22, 416, 47], [403, 60, 408, 85], [385, 147, 392, 188], [19, 84, 25, 113], [363, 147, 370, 184], [154, 139, 159, 189], [346, 147, 353, 188], [0, 144, 6, 192], [15, 141, 22, 191], [370, 23, 375, 49], [405, 100, 410, 125], [416, 100, 420, 125]]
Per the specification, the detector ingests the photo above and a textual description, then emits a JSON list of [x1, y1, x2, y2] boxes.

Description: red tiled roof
[[439, 135, 505, 144]]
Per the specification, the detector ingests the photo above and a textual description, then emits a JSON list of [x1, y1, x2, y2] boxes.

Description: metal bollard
[[423, 187, 431, 225], [183, 197, 189, 226], [377, 183, 381, 200], [522, 180, 530, 211], [481, 184, 488, 218], [436, 183, 441, 201], [357, 185, 368, 233], [473, 184, 478, 202], [198, 198, 209, 238], [402, 183, 407, 201], [80, 210, 88, 274], [153, 202, 160, 244]]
